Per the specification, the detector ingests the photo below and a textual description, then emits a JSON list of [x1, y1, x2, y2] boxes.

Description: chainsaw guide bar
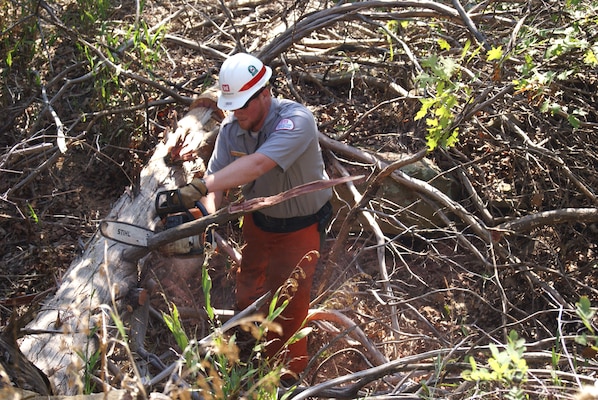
[[100, 220, 154, 247]]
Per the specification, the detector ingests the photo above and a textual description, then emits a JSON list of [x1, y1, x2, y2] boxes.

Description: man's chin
[[238, 122, 253, 131]]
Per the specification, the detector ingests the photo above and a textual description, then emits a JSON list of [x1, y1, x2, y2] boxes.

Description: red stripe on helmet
[[239, 65, 266, 92]]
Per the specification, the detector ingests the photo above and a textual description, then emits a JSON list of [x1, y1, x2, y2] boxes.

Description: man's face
[[233, 87, 269, 132]]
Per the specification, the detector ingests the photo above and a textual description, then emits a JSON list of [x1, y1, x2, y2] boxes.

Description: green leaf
[[487, 46, 504, 61], [426, 134, 439, 151], [460, 40, 471, 60], [568, 114, 581, 129], [111, 311, 127, 340], [202, 262, 214, 321], [162, 303, 188, 350], [489, 343, 501, 359], [576, 296, 596, 333], [286, 327, 313, 345], [445, 128, 459, 147], [584, 49, 598, 66], [415, 98, 434, 120], [421, 54, 440, 70], [488, 357, 509, 378], [439, 57, 458, 79], [426, 117, 439, 128], [27, 203, 39, 223], [575, 332, 589, 346], [438, 38, 451, 51]]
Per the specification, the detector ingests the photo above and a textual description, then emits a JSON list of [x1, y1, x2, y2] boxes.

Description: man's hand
[[179, 177, 209, 209]]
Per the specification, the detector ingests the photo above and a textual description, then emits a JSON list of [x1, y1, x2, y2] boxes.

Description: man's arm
[[203, 152, 277, 193], [180, 152, 277, 211], [200, 191, 223, 214], [198, 152, 277, 214]]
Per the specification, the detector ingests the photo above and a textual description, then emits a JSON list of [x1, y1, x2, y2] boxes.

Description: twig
[[6, 133, 86, 197], [212, 231, 242, 266], [308, 309, 388, 367], [318, 132, 494, 245], [39, 82, 66, 154], [502, 114, 598, 205], [359, 14, 423, 74], [0, 143, 53, 170], [258, 1, 461, 63], [329, 159, 401, 333], [497, 207, 598, 234], [323, 142, 427, 271], [451, 0, 490, 50], [197, 292, 271, 346], [337, 95, 417, 141]]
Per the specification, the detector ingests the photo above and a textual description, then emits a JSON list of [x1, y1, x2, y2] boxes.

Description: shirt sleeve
[[206, 123, 235, 175], [256, 109, 316, 171]]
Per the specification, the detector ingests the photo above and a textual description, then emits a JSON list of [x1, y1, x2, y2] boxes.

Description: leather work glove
[[178, 177, 209, 209]]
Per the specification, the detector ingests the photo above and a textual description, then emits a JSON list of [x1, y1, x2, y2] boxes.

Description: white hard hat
[[217, 53, 272, 111]]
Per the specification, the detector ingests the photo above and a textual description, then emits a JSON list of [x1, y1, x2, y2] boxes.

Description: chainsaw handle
[[195, 200, 209, 217], [155, 190, 187, 218]]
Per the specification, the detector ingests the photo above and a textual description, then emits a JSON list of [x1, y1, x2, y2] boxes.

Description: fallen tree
[[18, 105, 221, 394]]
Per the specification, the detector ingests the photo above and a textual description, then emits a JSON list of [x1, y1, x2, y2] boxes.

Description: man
[[177, 53, 332, 378]]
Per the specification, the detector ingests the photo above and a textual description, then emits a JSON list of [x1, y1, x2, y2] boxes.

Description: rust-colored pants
[[236, 213, 320, 375]]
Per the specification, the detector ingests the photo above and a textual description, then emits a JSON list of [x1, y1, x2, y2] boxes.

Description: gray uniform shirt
[[206, 98, 331, 218]]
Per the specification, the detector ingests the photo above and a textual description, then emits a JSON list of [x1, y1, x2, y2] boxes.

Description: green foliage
[[202, 262, 215, 321], [59, 0, 166, 110], [131, 21, 167, 67], [70, 0, 111, 28], [576, 296, 596, 334], [1, 0, 39, 73], [415, 54, 461, 150], [414, 38, 492, 151], [75, 339, 101, 395], [486, 46, 504, 61], [26, 203, 39, 224], [160, 256, 306, 399], [413, 1, 596, 149], [75, 290, 101, 394], [574, 296, 598, 355], [384, 20, 401, 61], [380, 19, 409, 62], [162, 302, 189, 353], [511, 2, 597, 130], [462, 330, 529, 400]]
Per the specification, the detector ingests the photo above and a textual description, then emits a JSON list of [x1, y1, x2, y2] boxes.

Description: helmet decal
[[239, 65, 267, 92], [248, 65, 258, 76], [222, 84, 230, 93]]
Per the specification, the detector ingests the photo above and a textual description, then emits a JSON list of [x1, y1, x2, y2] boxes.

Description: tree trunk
[[18, 107, 219, 395]]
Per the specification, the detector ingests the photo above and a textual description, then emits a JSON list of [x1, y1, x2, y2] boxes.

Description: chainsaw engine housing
[[156, 189, 208, 256]]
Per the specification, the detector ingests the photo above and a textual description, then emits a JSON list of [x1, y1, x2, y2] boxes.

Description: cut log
[[18, 106, 219, 395]]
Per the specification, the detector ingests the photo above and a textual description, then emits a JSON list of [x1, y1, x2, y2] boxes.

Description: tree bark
[[18, 107, 219, 395]]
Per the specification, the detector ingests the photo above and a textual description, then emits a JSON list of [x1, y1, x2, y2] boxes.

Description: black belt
[[252, 201, 332, 233]]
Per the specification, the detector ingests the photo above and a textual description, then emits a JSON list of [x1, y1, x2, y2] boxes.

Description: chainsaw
[[100, 189, 210, 256], [101, 175, 363, 256]]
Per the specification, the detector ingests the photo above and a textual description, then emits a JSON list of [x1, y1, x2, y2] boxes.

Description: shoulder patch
[[275, 118, 295, 131]]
